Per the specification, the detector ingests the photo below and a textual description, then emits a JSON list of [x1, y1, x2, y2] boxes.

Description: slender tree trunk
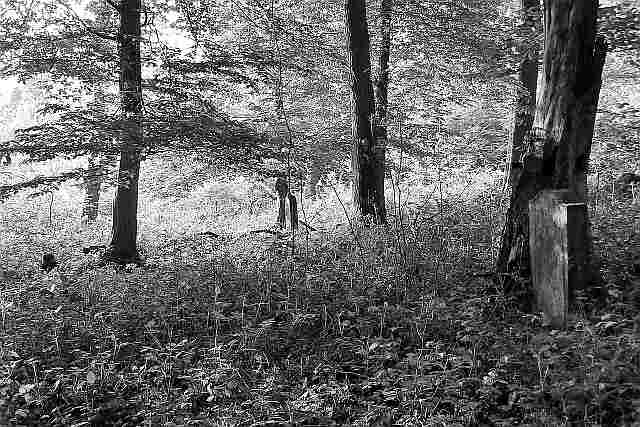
[[497, 0, 607, 294], [108, 0, 142, 262], [82, 87, 111, 224], [82, 155, 103, 223], [345, 0, 385, 223], [372, 0, 393, 223], [306, 157, 323, 197]]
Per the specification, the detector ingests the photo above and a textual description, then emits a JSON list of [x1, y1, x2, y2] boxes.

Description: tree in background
[[372, 0, 393, 221], [107, 0, 143, 262], [497, 0, 607, 294], [345, 0, 387, 223]]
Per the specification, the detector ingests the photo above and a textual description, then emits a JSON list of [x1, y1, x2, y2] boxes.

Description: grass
[[0, 170, 639, 426]]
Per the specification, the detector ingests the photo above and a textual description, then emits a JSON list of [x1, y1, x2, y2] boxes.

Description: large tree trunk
[[497, 0, 607, 295], [108, 0, 142, 262], [345, 0, 385, 223], [497, 0, 541, 276]]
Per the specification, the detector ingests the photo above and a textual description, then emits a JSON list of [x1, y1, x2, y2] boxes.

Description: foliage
[[0, 176, 639, 425], [0, 0, 639, 425]]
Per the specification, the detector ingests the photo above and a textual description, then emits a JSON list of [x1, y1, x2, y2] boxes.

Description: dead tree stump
[[529, 190, 588, 329], [275, 177, 299, 231]]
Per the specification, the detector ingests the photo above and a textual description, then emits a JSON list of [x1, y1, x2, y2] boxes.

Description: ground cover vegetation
[[0, 0, 639, 425]]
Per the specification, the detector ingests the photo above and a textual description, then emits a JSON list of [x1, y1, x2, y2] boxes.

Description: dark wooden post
[[275, 177, 299, 231], [275, 177, 288, 229], [288, 193, 298, 231]]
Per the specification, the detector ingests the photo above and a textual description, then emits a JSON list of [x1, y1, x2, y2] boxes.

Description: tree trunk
[[82, 155, 103, 223], [497, 0, 607, 295], [345, 0, 385, 223], [507, 0, 541, 186], [276, 177, 288, 228], [306, 157, 323, 197], [496, 0, 541, 278], [108, 0, 142, 262], [372, 0, 393, 223], [82, 86, 111, 224]]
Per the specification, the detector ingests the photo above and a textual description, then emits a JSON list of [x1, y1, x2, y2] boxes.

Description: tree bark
[[345, 0, 385, 223], [82, 86, 112, 224], [108, 0, 142, 262], [82, 155, 103, 223], [497, 0, 607, 295], [507, 0, 541, 186], [496, 0, 542, 278], [372, 0, 393, 223]]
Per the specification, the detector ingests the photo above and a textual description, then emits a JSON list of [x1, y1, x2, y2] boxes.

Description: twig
[[298, 220, 316, 231], [196, 231, 220, 238]]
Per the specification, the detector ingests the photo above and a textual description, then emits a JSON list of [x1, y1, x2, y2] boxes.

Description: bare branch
[[104, 0, 120, 12]]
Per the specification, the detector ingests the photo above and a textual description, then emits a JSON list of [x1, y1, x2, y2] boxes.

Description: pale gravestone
[[529, 190, 588, 329]]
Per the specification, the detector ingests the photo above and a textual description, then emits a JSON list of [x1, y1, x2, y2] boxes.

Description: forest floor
[[0, 187, 640, 426]]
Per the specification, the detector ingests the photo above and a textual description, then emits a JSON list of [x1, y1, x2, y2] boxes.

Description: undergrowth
[[0, 175, 639, 426]]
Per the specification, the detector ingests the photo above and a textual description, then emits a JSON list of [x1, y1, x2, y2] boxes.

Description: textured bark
[[108, 0, 142, 262], [82, 87, 111, 224], [497, 0, 542, 277], [82, 155, 103, 223], [507, 0, 540, 186], [497, 0, 607, 295], [508, 57, 537, 185], [345, 0, 385, 223], [372, 0, 393, 223]]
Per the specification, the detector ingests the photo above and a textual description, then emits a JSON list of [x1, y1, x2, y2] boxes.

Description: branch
[[104, 0, 120, 12], [56, 0, 117, 41]]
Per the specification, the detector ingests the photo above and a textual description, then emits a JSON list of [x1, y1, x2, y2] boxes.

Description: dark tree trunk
[[82, 155, 103, 223], [345, 0, 385, 223], [288, 193, 299, 231], [507, 0, 541, 186], [497, 0, 541, 277], [372, 0, 393, 223], [276, 177, 288, 228], [497, 0, 607, 295], [108, 0, 142, 262]]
